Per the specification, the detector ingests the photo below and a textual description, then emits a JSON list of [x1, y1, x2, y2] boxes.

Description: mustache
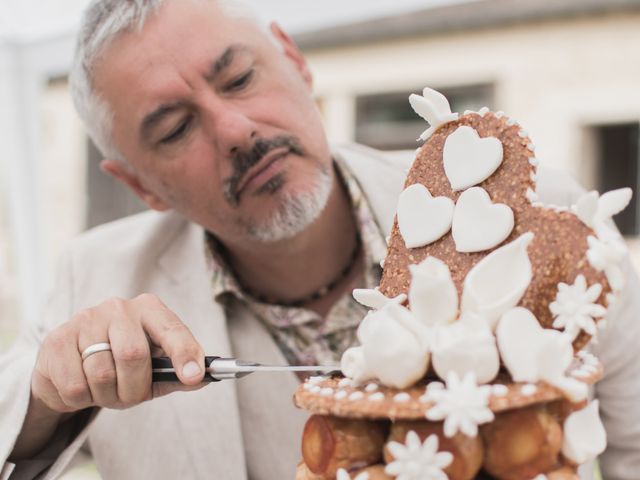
[[223, 135, 305, 206]]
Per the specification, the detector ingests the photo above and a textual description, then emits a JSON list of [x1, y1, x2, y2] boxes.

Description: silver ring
[[81, 342, 112, 361]]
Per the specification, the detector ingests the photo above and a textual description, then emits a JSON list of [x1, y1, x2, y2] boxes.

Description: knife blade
[[152, 356, 339, 382]]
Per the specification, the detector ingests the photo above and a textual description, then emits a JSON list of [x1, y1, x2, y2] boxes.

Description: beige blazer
[[1, 144, 639, 480]]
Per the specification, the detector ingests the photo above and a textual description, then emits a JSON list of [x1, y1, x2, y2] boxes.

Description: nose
[[202, 97, 258, 155]]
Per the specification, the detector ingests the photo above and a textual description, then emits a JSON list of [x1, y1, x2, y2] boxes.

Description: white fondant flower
[[562, 400, 607, 464], [342, 303, 430, 389], [424, 372, 494, 437], [461, 233, 534, 330], [385, 431, 453, 480], [340, 346, 375, 384], [336, 468, 370, 480], [497, 307, 588, 402], [587, 234, 627, 291], [409, 257, 458, 327], [409, 87, 459, 141], [550, 275, 607, 340], [431, 314, 500, 384]]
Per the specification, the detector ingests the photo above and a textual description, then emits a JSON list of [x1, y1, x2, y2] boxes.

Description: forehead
[[91, 1, 268, 126]]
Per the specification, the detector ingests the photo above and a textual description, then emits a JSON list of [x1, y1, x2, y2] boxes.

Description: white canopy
[[0, 0, 468, 42]]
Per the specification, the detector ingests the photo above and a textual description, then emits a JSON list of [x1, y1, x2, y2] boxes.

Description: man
[[2, 1, 397, 478], [1, 0, 639, 479]]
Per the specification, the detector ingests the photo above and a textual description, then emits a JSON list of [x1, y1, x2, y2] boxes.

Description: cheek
[[152, 146, 224, 205]]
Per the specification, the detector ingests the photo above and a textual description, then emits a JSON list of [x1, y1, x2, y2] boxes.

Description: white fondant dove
[[397, 184, 455, 249], [409, 87, 459, 141], [576, 188, 632, 234], [461, 233, 534, 330], [452, 187, 514, 253], [443, 126, 504, 191]]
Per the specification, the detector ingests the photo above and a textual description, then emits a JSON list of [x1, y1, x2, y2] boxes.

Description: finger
[[109, 314, 152, 406], [82, 350, 119, 408], [133, 294, 205, 386], [152, 382, 208, 400], [45, 325, 94, 411], [144, 347, 208, 398], [78, 316, 119, 408], [32, 360, 78, 413]]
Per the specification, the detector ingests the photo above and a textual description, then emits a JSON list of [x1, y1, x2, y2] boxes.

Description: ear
[[269, 22, 313, 88], [100, 159, 171, 212]]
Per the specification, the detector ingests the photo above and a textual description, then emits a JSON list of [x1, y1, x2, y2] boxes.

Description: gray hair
[[69, 0, 270, 163]]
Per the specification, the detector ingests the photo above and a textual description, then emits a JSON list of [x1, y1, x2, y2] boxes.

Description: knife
[[152, 356, 339, 382]]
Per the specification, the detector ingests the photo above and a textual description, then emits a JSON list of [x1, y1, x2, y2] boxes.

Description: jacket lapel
[[89, 217, 247, 480], [226, 301, 309, 480], [336, 144, 410, 237]]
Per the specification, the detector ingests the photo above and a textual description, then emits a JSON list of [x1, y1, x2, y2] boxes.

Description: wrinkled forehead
[[91, 0, 269, 131]]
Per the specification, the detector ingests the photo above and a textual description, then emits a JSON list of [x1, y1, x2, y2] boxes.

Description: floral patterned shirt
[[205, 155, 388, 367]]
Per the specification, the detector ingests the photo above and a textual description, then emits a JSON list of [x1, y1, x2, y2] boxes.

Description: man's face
[[93, 0, 333, 244]]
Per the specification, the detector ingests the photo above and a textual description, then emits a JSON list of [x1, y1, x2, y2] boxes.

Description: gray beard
[[246, 166, 333, 243]]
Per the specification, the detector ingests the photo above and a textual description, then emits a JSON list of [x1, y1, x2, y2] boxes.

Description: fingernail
[[182, 361, 201, 379]]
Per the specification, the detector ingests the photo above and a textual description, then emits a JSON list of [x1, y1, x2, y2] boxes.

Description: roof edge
[[293, 0, 640, 51]]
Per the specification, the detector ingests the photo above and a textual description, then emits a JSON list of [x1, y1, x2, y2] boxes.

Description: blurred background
[[0, 0, 639, 476]]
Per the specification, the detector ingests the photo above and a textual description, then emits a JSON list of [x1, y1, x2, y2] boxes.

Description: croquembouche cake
[[294, 87, 632, 480]]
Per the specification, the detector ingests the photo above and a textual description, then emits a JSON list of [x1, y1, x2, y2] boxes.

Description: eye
[[226, 69, 254, 92], [160, 117, 192, 144]]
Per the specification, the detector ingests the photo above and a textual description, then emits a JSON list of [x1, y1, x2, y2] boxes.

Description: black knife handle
[[151, 356, 220, 382]]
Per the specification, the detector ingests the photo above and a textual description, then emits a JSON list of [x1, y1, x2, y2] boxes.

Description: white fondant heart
[[443, 126, 504, 191], [452, 187, 514, 253], [397, 184, 455, 249]]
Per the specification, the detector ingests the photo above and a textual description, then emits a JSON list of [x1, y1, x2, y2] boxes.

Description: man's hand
[[10, 294, 205, 461], [32, 293, 206, 413]]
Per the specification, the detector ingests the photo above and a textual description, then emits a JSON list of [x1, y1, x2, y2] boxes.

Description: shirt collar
[[205, 155, 387, 305]]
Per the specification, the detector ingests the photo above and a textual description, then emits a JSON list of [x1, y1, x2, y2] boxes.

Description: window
[[593, 123, 640, 236], [355, 84, 494, 151], [86, 140, 147, 229]]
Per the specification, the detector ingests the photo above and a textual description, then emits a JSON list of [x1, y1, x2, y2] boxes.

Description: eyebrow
[[139, 44, 246, 143], [139, 102, 187, 143], [208, 45, 240, 79]]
